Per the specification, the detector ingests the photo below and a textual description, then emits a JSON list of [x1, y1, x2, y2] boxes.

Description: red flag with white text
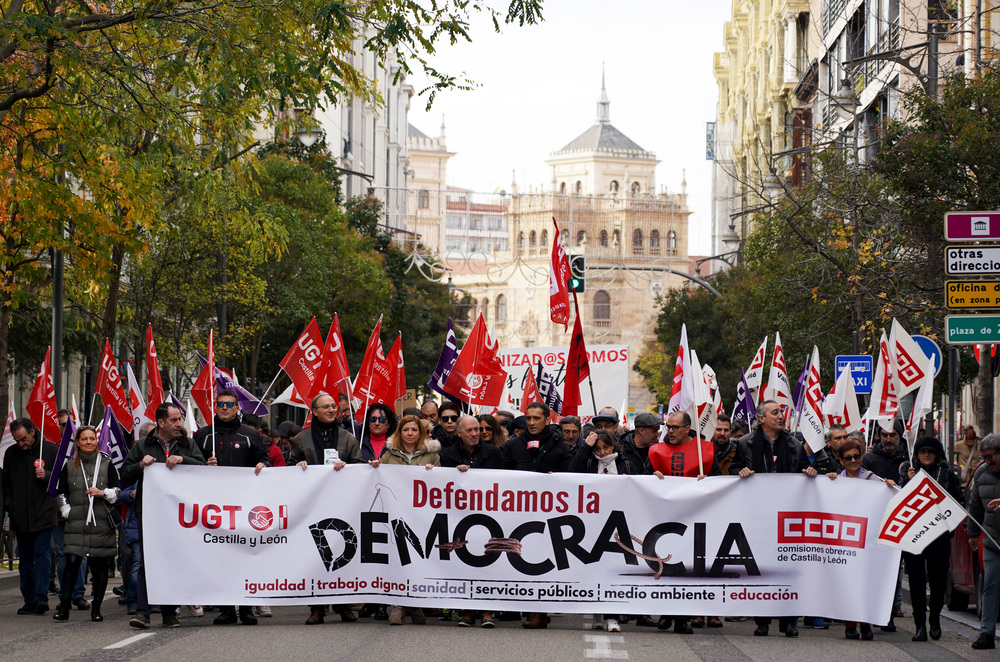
[[386, 333, 406, 403], [353, 317, 394, 422], [442, 314, 506, 407], [280, 317, 324, 404], [26, 347, 61, 441], [312, 313, 352, 399], [520, 366, 542, 414], [144, 324, 165, 421], [96, 339, 134, 432], [549, 219, 572, 329], [190, 331, 216, 425], [563, 297, 590, 416]]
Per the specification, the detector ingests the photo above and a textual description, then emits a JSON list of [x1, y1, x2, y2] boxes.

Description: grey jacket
[[968, 463, 1000, 553]]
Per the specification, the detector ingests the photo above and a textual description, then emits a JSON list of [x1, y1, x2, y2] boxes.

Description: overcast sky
[[407, 0, 733, 255]]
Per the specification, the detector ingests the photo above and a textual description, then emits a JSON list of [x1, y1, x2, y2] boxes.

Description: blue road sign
[[835, 355, 874, 394], [911, 334, 943, 377]]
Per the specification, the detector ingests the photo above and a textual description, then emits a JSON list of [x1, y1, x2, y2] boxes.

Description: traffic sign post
[[946, 280, 1000, 309], [945, 314, 1000, 344], [834, 355, 873, 394], [945, 212, 1000, 241]]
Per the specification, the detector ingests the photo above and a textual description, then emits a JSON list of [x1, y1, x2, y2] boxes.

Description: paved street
[[0, 572, 994, 662]]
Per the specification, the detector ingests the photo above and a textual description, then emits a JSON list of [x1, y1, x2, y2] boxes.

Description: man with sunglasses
[[193, 389, 271, 626], [431, 402, 463, 448], [967, 433, 1000, 649]]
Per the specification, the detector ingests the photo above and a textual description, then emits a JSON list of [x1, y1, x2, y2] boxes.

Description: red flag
[[519, 366, 542, 414], [443, 314, 506, 407], [562, 295, 590, 416], [311, 314, 351, 399], [386, 333, 406, 403], [190, 331, 216, 424], [96, 339, 134, 432], [353, 317, 394, 422], [26, 347, 60, 442], [279, 317, 324, 403], [549, 218, 572, 329], [144, 324, 165, 420]]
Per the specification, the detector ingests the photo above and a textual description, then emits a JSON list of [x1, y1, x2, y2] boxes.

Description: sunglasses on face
[[369, 416, 387, 424], [440, 415, 459, 422], [666, 425, 687, 431], [216, 401, 237, 409], [842, 453, 862, 462]]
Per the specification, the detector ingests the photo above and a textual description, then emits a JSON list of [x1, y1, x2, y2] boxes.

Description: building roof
[[407, 123, 429, 138]]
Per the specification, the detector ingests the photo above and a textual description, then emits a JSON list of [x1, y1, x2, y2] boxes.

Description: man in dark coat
[[2, 419, 58, 615], [440, 414, 504, 470], [501, 402, 570, 474]]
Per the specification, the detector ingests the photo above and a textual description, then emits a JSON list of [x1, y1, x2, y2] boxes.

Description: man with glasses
[[289, 392, 363, 625], [967, 433, 1000, 649], [122, 403, 206, 629], [431, 402, 462, 448], [2, 419, 58, 615], [731, 400, 817, 638], [193, 389, 271, 626]]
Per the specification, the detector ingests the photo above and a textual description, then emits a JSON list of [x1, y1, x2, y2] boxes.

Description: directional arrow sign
[[945, 314, 1000, 345]]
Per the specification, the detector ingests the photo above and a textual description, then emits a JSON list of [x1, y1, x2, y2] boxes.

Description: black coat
[[569, 448, 643, 475], [862, 443, 909, 481], [439, 442, 505, 470], [2, 440, 58, 534], [501, 424, 570, 473], [194, 417, 271, 468], [730, 427, 810, 475]]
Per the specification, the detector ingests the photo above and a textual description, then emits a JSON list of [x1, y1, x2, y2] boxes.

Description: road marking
[[584, 634, 628, 659], [104, 632, 155, 649]]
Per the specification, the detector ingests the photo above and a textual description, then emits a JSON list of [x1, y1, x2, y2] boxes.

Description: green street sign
[[945, 314, 1000, 344]]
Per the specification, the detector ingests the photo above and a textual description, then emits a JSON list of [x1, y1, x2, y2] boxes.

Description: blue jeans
[[15, 529, 53, 607], [52, 522, 86, 599], [981, 546, 1000, 635], [127, 540, 140, 608]]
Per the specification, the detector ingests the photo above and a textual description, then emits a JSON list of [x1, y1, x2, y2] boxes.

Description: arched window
[[529, 230, 537, 248], [576, 230, 586, 246], [600, 230, 608, 247], [540, 230, 548, 248], [418, 189, 429, 209], [559, 182, 566, 194], [650, 229, 660, 255], [574, 181, 582, 195], [609, 180, 619, 194], [632, 229, 643, 255], [612, 229, 621, 247], [631, 181, 641, 197], [518, 231, 525, 249], [594, 291, 611, 327], [667, 230, 677, 255], [496, 294, 507, 323], [482, 297, 489, 324]]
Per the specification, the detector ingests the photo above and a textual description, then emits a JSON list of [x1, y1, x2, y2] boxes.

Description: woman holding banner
[[53, 426, 121, 623], [899, 436, 963, 642], [360, 403, 397, 462], [833, 435, 896, 640]]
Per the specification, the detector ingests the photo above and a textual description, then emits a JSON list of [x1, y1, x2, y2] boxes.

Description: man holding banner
[[968, 433, 1000, 649]]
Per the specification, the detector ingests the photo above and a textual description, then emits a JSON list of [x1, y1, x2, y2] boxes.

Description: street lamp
[[294, 124, 323, 148]]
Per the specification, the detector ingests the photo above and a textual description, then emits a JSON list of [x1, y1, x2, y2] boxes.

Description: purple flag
[[98, 408, 130, 471], [428, 319, 460, 399], [195, 353, 268, 416], [536, 361, 563, 415], [168, 393, 187, 416], [732, 368, 757, 425], [46, 417, 78, 496]]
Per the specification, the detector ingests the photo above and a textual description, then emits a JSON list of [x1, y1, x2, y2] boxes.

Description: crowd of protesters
[[2, 393, 999, 650]]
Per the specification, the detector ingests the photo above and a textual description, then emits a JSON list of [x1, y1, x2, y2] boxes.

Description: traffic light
[[569, 254, 586, 293]]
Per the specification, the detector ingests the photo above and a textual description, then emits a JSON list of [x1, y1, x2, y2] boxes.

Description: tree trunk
[[977, 343, 993, 434], [0, 286, 11, 421]]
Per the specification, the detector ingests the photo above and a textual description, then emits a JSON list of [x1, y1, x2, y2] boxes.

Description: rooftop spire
[[596, 63, 610, 124]]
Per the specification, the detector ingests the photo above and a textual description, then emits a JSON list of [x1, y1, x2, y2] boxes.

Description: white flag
[[889, 319, 929, 400], [186, 399, 199, 434], [904, 358, 935, 456], [877, 469, 965, 553], [667, 324, 695, 416], [867, 331, 899, 432], [745, 337, 768, 393], [798, 346, 826, 451], [690, 350, 717, 440], [823, 364, 863, 433], [764, 331, 792, 407], [70, 392, 82, 428], [126, 364, 152, 441]]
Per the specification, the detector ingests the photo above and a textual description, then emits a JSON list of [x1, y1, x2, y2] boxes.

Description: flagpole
[[40, 415, 44, 462], [358, 373, 374, 444], [258, 370, 282, 403], [586, 374, 597, 417], [86, 393, 97, 426], [210, 331, 216, 459], [338, 377, 354, 427]]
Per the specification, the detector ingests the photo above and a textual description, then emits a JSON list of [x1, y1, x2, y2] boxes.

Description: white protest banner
[[498, 345, 629, 421], [144, 465, 900, 623], [876, 469, 966, 553]]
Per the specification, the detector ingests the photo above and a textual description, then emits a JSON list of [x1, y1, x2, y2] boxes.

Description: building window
[[594, 291, 611, 327], [518, 231, 524, 249], [609, 180, 619, 194], [418, 189, 429, 209], [650, 229, 660, 255], [600, 230, 608, 247], [559, 182, 566, 194], [631, 181, 640, 197], [446, 215, 462, 229], [667, 230, 677, 256], [632, 229, 643, 254], [576, 230, 586, 246], [496, 294, 507, 323], [529, 230, 537, 249], [612, 229, 621, 247], [574, 181, 582, 195], [469, 217, 481, 231], [540, 229, 548, 248], [488, 216, 504, 231]]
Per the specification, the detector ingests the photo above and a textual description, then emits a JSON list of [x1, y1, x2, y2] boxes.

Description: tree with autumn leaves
[[1, 0, 544, 415]]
